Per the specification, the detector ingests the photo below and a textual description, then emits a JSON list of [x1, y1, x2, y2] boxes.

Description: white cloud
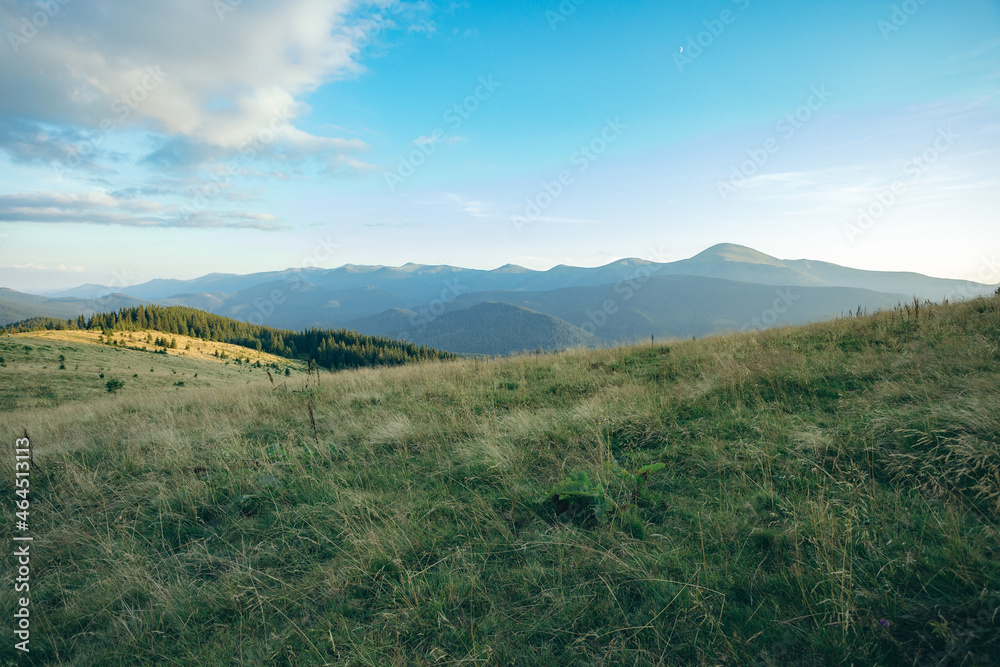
[[0, 0, 424, 163], [11, 262, 85, 273], [417, 191, 603, 225], [0, 191, 282, 230], [414, 134, 466, 146], [511, 215, 600, 225], [434, 191, 497, 218]]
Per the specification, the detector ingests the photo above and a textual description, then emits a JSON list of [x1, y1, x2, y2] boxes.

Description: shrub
[[548, 471, 609, 524], [105, 379, 125, 393]]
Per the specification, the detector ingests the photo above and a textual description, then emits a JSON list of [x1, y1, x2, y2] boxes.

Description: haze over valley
[[6, 243, 995, 355]]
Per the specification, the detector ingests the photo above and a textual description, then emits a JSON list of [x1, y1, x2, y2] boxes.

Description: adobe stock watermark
[[75, 268, 138, 320], [943, 255, 1000, 303], [245, 233, 340, 326], [576, 245, 674, 336], [6, 0, 71, 53], [213, 0, 244, 21], [63, 267, 138, 327], [511, 117, 628, 233], [575, 268, 799, 335], [52, 67, 167, 180], [718, 85, 833, 201], [844, 127, 958, 243], [384, 75, 501, 192], [12, 431, 34, 653], [406, 279, 467, 335], [179, 107, 293, 215], [546, 0, 586, 30], [674, 0, 751, 73], [340, 7, 400, 53], [741, 288, 799, 331], [878, 0, 931, 40], [925, 591, 1000, 666]]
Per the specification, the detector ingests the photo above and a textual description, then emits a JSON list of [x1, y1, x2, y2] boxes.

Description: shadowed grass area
[[1, 295, 999, 665]]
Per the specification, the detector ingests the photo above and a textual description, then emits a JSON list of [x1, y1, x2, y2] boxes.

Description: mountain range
[[5, 244, 995, 355]]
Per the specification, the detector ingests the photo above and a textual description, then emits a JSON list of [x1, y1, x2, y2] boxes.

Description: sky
[[0, 0, 998, 292]]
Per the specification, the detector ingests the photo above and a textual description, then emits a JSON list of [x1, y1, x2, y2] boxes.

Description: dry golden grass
[[15, 328, 300, 368]]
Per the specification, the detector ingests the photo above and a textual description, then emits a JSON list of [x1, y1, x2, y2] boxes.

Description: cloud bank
[[0, 0, 384, 161]]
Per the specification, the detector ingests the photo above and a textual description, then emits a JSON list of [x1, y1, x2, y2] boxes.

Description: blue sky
[[1, 0, 998, 291]]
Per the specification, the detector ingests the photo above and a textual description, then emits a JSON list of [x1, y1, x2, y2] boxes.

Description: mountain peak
[[490, 263, 530, 274], [693, 243, 784, 267], [607, 257, 656, 268]]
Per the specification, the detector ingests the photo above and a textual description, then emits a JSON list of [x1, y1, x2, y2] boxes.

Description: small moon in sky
[[679, 47, 683, 53]]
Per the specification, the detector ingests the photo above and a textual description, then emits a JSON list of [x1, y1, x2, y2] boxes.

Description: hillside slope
[[366, 274, 914, 349], [1, 295, 998, 665], [352, 301, 599, 355], [5, 303, 455, 371], [0, 330, 292, 412]]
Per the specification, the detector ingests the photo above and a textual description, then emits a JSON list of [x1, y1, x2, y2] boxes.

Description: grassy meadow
[[0, 330, 302, 412], [1, 295, 999, 665]]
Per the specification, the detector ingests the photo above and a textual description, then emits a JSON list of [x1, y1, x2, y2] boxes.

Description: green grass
[[1, 295, 999, 665], [0, 333, 297, 411]]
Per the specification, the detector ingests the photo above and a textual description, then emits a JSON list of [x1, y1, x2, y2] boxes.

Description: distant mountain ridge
[[10, 244, 996, 355], [41, 244, 993, 304], [361, 275, 914, 345], [0, 288, 150, 326]]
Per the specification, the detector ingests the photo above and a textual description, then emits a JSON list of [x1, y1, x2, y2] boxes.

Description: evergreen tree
[[6, 304, 454, 371]]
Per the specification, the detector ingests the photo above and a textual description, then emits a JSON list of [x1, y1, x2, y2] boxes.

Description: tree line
[[3, 306, 455, 370]]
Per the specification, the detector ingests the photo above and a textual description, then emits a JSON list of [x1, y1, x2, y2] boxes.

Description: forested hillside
[[3, 304, 454, 370]]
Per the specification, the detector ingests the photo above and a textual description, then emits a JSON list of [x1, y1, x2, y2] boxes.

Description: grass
[[14, 328, 300, 366], [0, 330, 302, 411], [1, 295, 998, 665]]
